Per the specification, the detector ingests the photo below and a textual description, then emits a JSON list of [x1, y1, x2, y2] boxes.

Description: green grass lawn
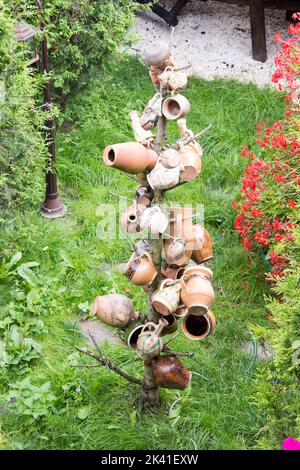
[[0, 57, 285, 450]]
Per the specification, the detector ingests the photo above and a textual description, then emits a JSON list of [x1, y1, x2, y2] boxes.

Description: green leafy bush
[[253, 227, 300, 448], [8, 0, 139, 99], [0, 5, 46, 209]]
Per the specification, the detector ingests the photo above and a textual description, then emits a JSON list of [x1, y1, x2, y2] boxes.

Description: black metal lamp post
[[36, 0, 66, 218]]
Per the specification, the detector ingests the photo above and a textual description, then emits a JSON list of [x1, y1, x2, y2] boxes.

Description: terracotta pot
[[147, 161, 180, 191], [164, 237, 191, 266], [150, 66, 162, 90], [103, 142, 158, 174], [136, 319, 167, 359], [92, 294, 138, 328], [174, 305, 188, 318], [144, 40, 171, 68], [166, 207, 195, 255], [161, 266, 185, 281], [124, 321, 145, 349], [181, 266, 215, 316], [179, 143, 202, 182], [160, 148, 181, 169], [140, 93, 163, 130], [182, 309, 216, 340], [192, 227, 213, 264], [151, 355, 192, 390], [159, 67, 188, 92], [123, 251, 158, 286], [135, 185, 154, 207], [129, 110, 153, 143], [151, 279, 181, 315], [120, 203, 146, 234], [140, 205, 169, 235], [162, 94, 190, 120], [161, 314, 178, 336]]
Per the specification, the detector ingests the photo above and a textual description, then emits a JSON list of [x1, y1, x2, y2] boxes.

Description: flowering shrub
[[234, 17, 300, 280]]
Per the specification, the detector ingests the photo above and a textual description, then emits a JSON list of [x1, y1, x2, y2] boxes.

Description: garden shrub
[[253, 227, 300, 449], [0, 4, 46, 210], [233, 18, 300, 281], [7, 0, 140, 100]]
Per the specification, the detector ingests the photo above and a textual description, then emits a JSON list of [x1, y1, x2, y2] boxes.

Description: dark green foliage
[[0, 6, 46, 209]]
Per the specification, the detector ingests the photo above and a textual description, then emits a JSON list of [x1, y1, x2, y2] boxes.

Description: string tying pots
[[182, 309, 216, 340], [103, 142, 158, 174], [92, 294, 139, 328], [180, 266, 215, 316]]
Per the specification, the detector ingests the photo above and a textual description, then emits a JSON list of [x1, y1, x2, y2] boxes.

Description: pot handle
[[181, 274, 188, 288], [140, 251, 154, 264], [141, 321, 157, 334]]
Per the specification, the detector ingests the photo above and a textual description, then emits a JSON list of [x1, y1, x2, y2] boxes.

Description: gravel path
[[131, 0, 291, 86]]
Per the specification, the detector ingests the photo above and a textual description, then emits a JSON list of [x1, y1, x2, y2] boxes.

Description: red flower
[[288, 199, 297, 208], [274, 33, 282, 43], [251, 208, 262, 217]]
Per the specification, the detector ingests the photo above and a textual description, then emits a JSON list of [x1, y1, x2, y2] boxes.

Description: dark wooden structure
[[138, 1, 300, 62]]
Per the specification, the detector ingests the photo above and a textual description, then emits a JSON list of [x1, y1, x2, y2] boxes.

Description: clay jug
[[92, 294, 138, 328], [151, 279, 181, 315], [162, 94, 190, 120], [174, 305, 188, 318], [147, 161, 180, 191], [181, 266, 215, 316], [135, 185, 154, 207], [136, 319, 167, 360], [120, 202, 146, 234], [103, 142, 158, 174], [161, 266, 185, 281], [151, 355, 192, 390], [144, 40, 171, 68], [166, 207, 195, 254], [179, 142, 202, 182], [140, 206, 169, 235], [164, 237, 191, 266], [124, 321, 145, 349], [123, 252, 157, 286], [192, 227, 213, 264], [161, 314, 178, 336], [182, 309, 216, 340]]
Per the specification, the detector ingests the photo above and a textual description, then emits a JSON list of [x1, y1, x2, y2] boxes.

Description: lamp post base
[[40, 196, 67, 219]]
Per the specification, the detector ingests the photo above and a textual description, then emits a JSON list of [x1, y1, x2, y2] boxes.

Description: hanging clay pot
[[159, 148, 181, 169], [136, 319, 167, 360], [181, 266, 215, 316], [192, 227, 213, 264], [140, 93, 163, 130], [144, 40, 171, 68], [151, 279, 181, 315], [129, 110, 153, 143], [123, 251, 158, 286], [179, 142, 202, 182], [159, 67, 188, 92], [120, 202, 147, 234], [174, 305, 188, 318], [161, 266, 185, 281], [166, 207, 195, 254], [124, 321, 145, 349], [164, 237, 191, 267], [161, 313, 178, 336], [135, 185, 154, 207], [140, 205, 169, 235], [162, 94, 190, 121], [92, 294, 138, 328], [147, 161, 181, 191], [182, 309, 216, 340], [150, 355, 192, 390], [103, 142, 158, 174]]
